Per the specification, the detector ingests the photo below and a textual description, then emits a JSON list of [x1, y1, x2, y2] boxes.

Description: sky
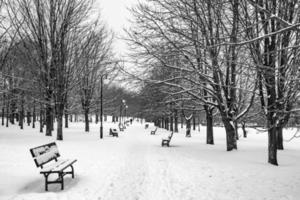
[[94, 0, 138, 56]]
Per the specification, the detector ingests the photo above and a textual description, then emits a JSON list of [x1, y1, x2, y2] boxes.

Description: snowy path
[[1, 122, 300, 200]]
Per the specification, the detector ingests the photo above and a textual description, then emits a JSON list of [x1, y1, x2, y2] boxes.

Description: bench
[[118, 123, 124, 132], [109, 128, 119, 137], [151, 127, 158, 135], [30, 142, 77, 191], [161, 131, 174, 147]]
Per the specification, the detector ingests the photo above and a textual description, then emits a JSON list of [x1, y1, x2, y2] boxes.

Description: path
[[1, 122, 300, 200]]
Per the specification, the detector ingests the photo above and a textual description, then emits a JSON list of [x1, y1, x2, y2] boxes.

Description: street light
[[100, 74, 107, 139], [125, 105, 128, 123], [119, 99, 126, 127]]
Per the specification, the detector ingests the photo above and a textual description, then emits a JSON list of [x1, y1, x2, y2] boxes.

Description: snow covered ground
[[0, 121, 300, 200]]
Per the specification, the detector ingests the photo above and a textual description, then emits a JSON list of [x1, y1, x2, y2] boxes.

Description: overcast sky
[[94, 0, 138, 56]]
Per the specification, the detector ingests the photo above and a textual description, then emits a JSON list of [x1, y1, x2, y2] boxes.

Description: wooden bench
[[151, 127, 158, 135], [30, 142, 77, 191], [109, 128, 119, 137], [161, 132, 174, 147], [118, 123, 124, 132]]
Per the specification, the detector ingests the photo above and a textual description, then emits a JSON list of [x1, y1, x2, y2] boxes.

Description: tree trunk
[[158, 119, 161, 128], [104, 115, 107, 121], [165, 117, 169, 130], [45, 105, 52, 136], [193, 114, 196, 130], [276, 126, 284, 150], [206, 108, 214, 144], [95, 113, 99, 124], [51, 112, 54, 131], [170, 115, 173, 132], [222, 117, 237, 151], [268, 123, 278, 165], [6, 102, 9, 128], [56, 114, 63, 140], [234, 121, 239, 140], [1, 107, 4, 126], [19, 98, 24, 129], [64, 103, 68, 128], [32, 104, 36, 128], [174, 109, 178, 132], [186, 118, 191, 137], [15, 112, 19, 122], [10, 111, 14, 124], [181, 115, 183, 128], [40, 109, 43, 133], [70, 114, 73, 122], [84, 109, 89, 132], [241, 121, 247, 138], [65, 112, 68, 128], [198, 115, 200, 132], [27, 111, 31, 126]]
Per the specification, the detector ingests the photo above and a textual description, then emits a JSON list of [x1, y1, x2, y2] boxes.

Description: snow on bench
[[161, 131, 174, 147], [30, 142, 77, 191], [151, 127, 158, 135], [109, 128, 119, 137], [118, 123, 125, 132]]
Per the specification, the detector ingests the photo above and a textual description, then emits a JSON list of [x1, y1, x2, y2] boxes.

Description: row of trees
[[0, 0, 119, 140], [126, 0, 300, 165]]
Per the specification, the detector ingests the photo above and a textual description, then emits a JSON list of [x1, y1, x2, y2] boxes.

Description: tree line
[[126, 0, 300, 165], [0, 0, 124, 140]]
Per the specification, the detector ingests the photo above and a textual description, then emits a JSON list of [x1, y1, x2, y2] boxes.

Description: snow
[[1, 122, 300, 200], [33, 145, 59, 166]]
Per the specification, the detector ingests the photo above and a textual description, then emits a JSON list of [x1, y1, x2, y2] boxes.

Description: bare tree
[[242, 0, 300, 165], [76, 21, 113, 132], [127, 0, 256, 151], [7, 0, 94, 140]]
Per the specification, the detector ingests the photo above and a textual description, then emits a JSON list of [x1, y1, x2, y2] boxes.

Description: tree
[[77, 21, 113, 132], [242, 0, 300, 165], [7, 0, 95, 140], [127, 0, 256, 151]]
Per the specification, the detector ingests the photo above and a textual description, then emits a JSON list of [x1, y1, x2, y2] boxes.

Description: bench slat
[[40, 159, 77, 173], [30, 142, 60, 167]]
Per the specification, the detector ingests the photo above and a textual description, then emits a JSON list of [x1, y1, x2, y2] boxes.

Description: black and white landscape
[[0, 0, 299, 199]]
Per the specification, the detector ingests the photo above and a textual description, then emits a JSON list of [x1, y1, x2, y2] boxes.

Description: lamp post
[[100, 74, 107, 139], [119, 99, 126, 126], [124, 105, 128, 127], [125, 105, 128, 120]]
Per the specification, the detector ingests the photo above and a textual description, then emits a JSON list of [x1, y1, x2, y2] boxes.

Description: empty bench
[[30, 142, 77, 191], [151, 127, 158, 135], [110, 128, 119, 137], [118, 124, 124, 132], [161, 131, 174, 147]]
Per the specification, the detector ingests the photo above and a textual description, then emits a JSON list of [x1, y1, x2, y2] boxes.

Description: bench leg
[[44, 173, 49, 191], [70, 165, 75, 178], [59, 173, 64, 190]]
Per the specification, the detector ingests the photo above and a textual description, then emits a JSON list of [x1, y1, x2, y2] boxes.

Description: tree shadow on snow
[[18, 175, 81, 194]]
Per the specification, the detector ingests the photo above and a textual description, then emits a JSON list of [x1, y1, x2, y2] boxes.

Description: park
[[1, 118, 300, 200], [0, 0, 300, 199]]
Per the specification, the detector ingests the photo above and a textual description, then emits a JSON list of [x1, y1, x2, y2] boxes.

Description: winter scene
[[0, 0, 300, 200]]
